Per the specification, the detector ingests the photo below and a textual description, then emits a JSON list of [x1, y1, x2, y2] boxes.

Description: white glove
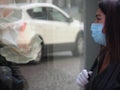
[[76, 69, 92, 88]]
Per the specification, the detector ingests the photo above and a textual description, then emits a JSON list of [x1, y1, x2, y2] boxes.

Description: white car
[[0, 3, 84, 64]]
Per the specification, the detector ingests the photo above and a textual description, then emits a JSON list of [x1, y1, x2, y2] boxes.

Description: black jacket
[[85, 50, 120, 90], [0, 55, 27, 90]]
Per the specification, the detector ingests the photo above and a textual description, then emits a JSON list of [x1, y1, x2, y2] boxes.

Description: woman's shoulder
[[90, 47, 106, 71], [110, 63, 120, 77]]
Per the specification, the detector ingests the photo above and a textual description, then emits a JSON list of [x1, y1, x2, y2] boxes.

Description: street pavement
[[20, 52, 85, 90]]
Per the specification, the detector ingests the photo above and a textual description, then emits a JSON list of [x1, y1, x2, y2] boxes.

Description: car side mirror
[[67, 17, 73, 23]]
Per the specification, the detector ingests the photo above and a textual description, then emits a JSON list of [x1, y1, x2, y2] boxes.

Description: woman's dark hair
[[99, 0, 120, 62]]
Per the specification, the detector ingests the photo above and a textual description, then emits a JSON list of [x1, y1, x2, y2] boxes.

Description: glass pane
[[48, 8, 67, 22], [0, 0, 85, 90]]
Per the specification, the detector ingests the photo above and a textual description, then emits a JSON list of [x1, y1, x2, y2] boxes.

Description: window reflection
[[0, 0, 85, 90]]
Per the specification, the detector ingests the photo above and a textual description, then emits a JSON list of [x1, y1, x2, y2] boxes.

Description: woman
[[76, 0, 120, 90]]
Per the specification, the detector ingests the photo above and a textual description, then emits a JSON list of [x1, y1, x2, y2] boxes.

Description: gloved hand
[[76, 69, 92, 88]]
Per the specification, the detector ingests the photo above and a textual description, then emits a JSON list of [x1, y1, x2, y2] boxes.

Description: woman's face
[[94, 8, 106, 33]]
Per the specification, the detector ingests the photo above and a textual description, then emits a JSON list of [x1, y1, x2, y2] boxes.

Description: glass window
[[27, 7, 68, 22], [47, 8, 68, 22], [27, 7, 48, 20], [0, 0, 85, 90]]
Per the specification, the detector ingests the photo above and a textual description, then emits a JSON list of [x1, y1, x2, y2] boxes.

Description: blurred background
[[0, 0, 86, 90], [1, 0, 85, 21]]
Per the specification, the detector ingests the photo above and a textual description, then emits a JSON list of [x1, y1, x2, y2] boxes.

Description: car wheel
[[72, 32, 84, 56]]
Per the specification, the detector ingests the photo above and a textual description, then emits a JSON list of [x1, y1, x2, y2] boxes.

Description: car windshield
[[0, 8, 22, 22]]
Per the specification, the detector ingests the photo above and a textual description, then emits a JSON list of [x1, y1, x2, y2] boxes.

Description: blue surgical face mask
[[90, 23, 106, 46]]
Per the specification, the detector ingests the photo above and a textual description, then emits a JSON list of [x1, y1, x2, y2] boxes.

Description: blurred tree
[[53, 0, 58, 5], [66, 0, 71, 8], [71, 0, 78, 6], [53, 0, 64, 8], [79, 0, 85, 22], [15, 0, 26, 3]]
